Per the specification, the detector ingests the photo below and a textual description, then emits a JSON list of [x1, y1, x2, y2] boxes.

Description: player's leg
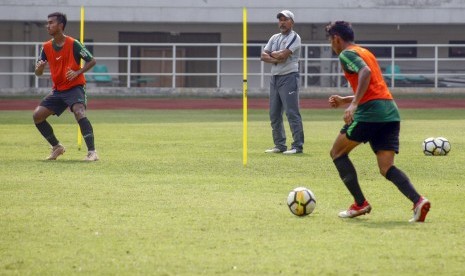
[[377, 151, 430, 222], [331, 132, 366, 204], [33, 92, 67, 160], [72, 102, 95, 151], [73, 104, 98, 161], [331, 123, 372, 218], [371, 122, 421, 203], [33, 105, 57, 144], [281, 72, 304, 153], [66, 86, 98, 161], [377, 150, 420, 203], [267, 76, 286, 152], [372, 122, 429, 221]]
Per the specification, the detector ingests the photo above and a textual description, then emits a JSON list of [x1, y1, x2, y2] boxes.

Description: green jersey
[[354, 100, 401, 122], [339, 47, 400, 122]]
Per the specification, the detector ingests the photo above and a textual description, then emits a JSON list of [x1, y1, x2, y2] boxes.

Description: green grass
[[1, 108, 465, 275]]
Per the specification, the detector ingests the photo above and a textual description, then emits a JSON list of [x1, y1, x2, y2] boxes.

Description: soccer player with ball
[[325, 21, 430, 222]]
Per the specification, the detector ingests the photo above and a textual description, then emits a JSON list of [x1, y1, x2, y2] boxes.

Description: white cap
[[277, 10, 295, 22]]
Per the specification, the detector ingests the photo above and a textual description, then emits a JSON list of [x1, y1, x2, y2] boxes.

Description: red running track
[[1, 98, 465, 110]]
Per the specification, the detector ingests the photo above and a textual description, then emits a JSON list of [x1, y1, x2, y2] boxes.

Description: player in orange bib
[[33, 12, 98, 161], [325, 21, 430, 222]]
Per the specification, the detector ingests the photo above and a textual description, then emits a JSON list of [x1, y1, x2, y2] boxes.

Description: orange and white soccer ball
[[287, 187, 316, 216]]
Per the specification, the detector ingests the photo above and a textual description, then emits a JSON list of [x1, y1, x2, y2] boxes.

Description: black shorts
[[341, 121, 400, 153], [40, 86, 87, 116]]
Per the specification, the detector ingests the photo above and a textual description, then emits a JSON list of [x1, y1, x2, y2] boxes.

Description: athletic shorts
[[341, 121, 400, 153], [40, 86, 87, 116]]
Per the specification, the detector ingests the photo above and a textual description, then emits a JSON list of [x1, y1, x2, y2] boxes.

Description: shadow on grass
[[259, 153, 312, 158], [38, 159, 97, 164], [342, 218, 424, 229]]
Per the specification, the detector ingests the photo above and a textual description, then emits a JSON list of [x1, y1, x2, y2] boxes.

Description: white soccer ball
[[422, 137, 451, 156], [422, 137, 437, 156], [433, 137, 451, 156], [287, 187, 316, 216]]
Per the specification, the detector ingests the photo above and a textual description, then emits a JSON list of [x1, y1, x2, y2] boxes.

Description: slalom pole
[[78, 5, 84, 150], [242, 7, 248, 166]]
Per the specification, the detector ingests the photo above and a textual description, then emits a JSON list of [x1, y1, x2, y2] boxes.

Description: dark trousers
[[269, 72, 304, 150]]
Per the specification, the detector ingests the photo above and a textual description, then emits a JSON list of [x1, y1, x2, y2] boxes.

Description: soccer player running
[[326, 21, 430, 222], [261, 10, 304, 155], [33, 12, 98, 161]]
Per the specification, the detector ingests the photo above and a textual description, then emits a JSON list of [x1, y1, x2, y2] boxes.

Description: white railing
[[1, 42, 465, 89]]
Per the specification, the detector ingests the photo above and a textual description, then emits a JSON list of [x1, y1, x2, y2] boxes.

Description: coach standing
[[261, 10, 304, 155]]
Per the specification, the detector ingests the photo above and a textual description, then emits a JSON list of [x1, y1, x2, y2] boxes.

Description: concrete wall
[[2, 21, 465, 89], [2, 1, 465, 90], [2, 0, 465, 24]]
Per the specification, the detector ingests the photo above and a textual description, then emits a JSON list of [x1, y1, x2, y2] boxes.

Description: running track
[[1, 98, 465, 110]]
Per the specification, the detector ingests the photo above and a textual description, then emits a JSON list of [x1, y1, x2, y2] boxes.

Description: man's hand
[[343, 102, 358, 125], [328, 95, 344, 108], [66, 68, 81, 81], [35, 60, 47, 70], [34, 60, 47, 76], [329, 95, 357, 124]]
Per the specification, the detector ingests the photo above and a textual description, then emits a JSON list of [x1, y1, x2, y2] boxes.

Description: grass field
[[1, 108, 465, 275]]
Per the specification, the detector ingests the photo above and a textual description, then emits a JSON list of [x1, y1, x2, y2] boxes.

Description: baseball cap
[[277, 10, 295, 22]]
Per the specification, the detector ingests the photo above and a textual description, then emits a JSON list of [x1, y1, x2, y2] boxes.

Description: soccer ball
[[422, 137, 437, 156], [287, 187, 316, 216], [433, 137, 451, 156], [422, 137, 451, 156]]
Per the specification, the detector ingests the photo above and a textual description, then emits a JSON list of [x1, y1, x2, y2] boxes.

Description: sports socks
[[333, 154, 366, 206], [78, 117, 95, 151], [35, 120, 59, 146], [385, 166, 421, 204]]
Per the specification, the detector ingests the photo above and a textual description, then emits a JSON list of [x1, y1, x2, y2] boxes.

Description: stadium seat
[[92, 64, 113, 85], [383, 64, 431, 87], [384, 65, 407, 81]]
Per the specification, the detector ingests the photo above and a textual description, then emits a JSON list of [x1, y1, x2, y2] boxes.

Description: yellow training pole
[[242, 7, 248, 166], [78, 5, 84, 150]]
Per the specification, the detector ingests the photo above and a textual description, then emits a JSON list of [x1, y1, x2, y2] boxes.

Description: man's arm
[[328, 95, 354, 108], [34, 60, 47, 76], [343, 66, 371, 124], [351, 66, 371, 105], [78, 58, 96, 75], [34, 49, 47, 76], [261, 48, 293, 64], [66, 58, 96, 81], [270, 49, 292, 63], [260, 50, 279, 64], [66, 40, 97, 81]]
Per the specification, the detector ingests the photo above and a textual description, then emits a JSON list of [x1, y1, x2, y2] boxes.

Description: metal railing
[[1, 42, 465, 89]]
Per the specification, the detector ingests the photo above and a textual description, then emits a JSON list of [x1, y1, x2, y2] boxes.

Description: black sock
[[333, 155, 366, 206], [385, 166, 421, 204], [35, 120, 59, 146], [78, 117, 95, 151]]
